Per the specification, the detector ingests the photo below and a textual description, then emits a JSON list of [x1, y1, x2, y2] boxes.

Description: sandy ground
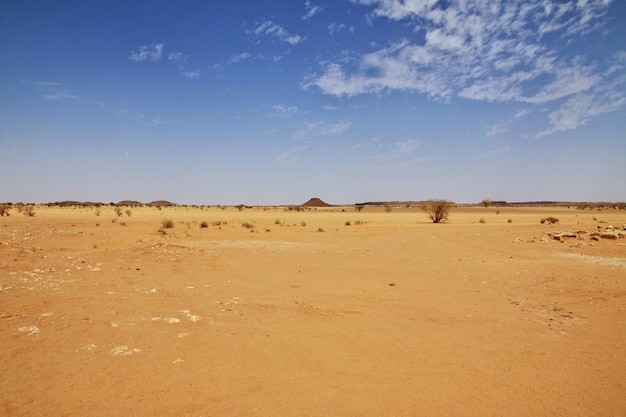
[[1, 204, 625, 417]]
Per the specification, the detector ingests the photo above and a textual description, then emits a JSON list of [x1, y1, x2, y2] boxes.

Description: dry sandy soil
[[1, 205, 625, 416]]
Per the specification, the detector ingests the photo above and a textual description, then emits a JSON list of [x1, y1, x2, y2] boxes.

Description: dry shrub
[[422, 199, 452, 223], [162, 219, 174, 228], [125, 209, 132, 217], [0, 204, 10, 216], [23, 205, 36, 217]]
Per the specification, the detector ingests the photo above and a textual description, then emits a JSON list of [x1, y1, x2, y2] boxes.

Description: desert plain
[[1, 203, 625, 417]]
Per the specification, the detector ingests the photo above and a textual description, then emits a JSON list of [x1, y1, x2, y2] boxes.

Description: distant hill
[[117, 200, 143, 206], [301, 197, 333, 207], [146, 200, 177, 207]]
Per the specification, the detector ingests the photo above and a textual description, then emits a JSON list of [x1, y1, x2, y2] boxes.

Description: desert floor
[[1, 205, 625, 416]]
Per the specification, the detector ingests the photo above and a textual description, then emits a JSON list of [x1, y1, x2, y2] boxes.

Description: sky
[[1, 0, 625, 205]]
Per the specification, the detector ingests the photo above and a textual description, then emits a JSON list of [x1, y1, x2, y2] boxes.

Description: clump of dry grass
[[162, 219, 174, 229]]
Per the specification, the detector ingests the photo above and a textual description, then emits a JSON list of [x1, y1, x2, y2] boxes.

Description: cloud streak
[[249, 21, 303, 45], [130, 44, 200, 78], [130, 43, 164, 62], [303, 1, 323, 20]]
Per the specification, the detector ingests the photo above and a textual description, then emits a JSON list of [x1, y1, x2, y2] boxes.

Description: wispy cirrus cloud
[[275, 143, 310, 163], [328, 23, 355, 35], [130, 44, 200, 78], [480, 145, 514, 158], [367, 139, 419, 163], [130, 43, 164, 62], [271, 104, 301, 116], [211, 52, 251, 70], [168, 52, 201, 78], [248, 21, 304, 45], [304, 0, 624, 137], [292, 120, 352, 139], [303, 1, 323, 20], [24, 79, 175, 126]]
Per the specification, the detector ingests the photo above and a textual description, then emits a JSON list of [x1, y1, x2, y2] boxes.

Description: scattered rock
[[164, 317, 180, 324], [18, 326, 40, 335]]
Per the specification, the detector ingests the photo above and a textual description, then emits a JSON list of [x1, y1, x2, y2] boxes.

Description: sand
[[1, 205, 625, 416]]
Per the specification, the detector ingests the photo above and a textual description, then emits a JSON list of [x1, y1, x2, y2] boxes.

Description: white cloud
[[182, 70, 201, 79], [168, 52, 187, 66], [306, 0, 622, 136], [212, 52, 251, 70], [368, 139, 420, 163], [272, 104, 300, 115], [328, 23, 354, 35], [486, 120, 508, 137], [250, 21, 303, 45], [515, 108, 531, 119], [275, 143, 310, 163], [293, 120, 352, 139], [537, 88, 626, 137], [303, 1, 323, 19], [130, 44, 164, 62], [168, 51, 201, 78]]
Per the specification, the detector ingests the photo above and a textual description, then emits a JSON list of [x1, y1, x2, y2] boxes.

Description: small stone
[[164, 317, 180, 324], [18, 326, 40, 335]]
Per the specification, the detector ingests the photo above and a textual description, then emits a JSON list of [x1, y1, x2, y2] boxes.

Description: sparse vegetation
[[0, 204, 10, 216], [162, 219, 174, 229], [317, 227, 324, 232], [23, 205, 36, 217], [355, 205, 364, 212], [479, 218, 486, 223], [345, 221, 351, 226], [241, 222, 254, 229], [200, 221, 209, 228], [481, 198, 491, 208], [384, 204, 392, 212], [422, 199, 452, 223], [115, 207, 123, 216], [507, 218, 513, 223], [540, 217, 559, 224], [125, 209, 132, 217]]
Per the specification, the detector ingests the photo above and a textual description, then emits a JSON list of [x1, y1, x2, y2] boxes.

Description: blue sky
[[1, 0, 625, 205]]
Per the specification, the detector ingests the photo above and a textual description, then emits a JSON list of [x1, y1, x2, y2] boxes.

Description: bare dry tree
[[422, 199, 452, 223]]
